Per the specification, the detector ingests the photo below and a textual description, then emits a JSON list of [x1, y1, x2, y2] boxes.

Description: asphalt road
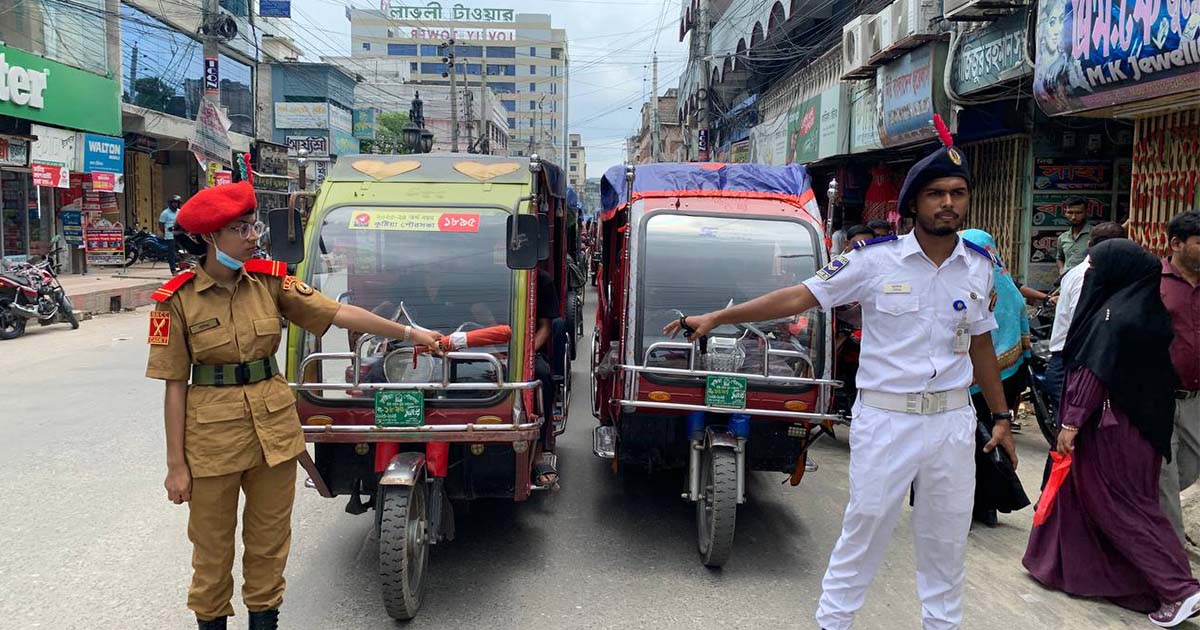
[[0, 296, 1184, 630]]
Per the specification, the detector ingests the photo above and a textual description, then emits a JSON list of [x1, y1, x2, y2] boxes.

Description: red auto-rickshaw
[[269, 153, 575, 620], [590, 162, 845, 567]]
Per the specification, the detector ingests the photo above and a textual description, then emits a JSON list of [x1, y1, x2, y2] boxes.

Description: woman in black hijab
[[1023, 239, 1200, 627]]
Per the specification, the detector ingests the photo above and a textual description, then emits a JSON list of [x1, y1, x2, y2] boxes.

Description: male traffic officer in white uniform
[[666, 134, 1016, 630]]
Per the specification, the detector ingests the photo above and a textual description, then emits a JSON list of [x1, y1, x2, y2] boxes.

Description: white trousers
[[815, 400, 976, 630]]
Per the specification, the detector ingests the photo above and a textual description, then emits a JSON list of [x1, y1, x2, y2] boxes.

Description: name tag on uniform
[[189, 318, 220, 334], [883, 282, 911, 294]]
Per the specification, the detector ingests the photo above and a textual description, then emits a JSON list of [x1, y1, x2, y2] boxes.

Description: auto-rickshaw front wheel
[[696, 446, 738, 568], [379, 480, 429, 620]]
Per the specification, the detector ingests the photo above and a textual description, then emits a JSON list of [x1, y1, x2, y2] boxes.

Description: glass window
[[0, 0, 108, 75], [502, 101, 516, 112], [120, 5, 254, 136], [410, 62, 418, 72], [529, 100, 537, 110], [362, 42, 371, 51], [551, 48, 562, 60], [529, 65, 537, 74], [454, 45, 483, 57], [551, 83, 556, 94], [507, 117, 516, 128], [388, 44, 418, 56], [529, 46, 537, 56], [219, 0, 248, 17], [570, 165, 576, 172], [302, 206, 514, 401], [486, 46, 515, 58], [465, 63, 482, 75], [529, 82, 536, 92], [570, 152, 577, 159], [420, 62, 447, 75], [530, 119, 535, 128], [420, 44, 440, 56], [491, 82, 515, 93], [638, 214, 823, 383]]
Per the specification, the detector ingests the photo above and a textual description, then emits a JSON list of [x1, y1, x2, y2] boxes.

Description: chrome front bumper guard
[[613, 340, 847, 424], [290, 333, 544, 434]]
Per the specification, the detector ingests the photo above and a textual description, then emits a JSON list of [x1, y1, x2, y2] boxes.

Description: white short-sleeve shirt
[[802, 232, 998, 394]]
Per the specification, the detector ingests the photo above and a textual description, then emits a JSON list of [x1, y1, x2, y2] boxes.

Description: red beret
[[176, 181, 257, 234]]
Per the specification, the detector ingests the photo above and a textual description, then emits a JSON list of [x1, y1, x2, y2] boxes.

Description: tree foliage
[[361, 112, 413, 155]]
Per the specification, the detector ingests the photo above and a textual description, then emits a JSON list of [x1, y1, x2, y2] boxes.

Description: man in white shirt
[[667, 139, 1015, 630], [1044, 222, 1127, 407]]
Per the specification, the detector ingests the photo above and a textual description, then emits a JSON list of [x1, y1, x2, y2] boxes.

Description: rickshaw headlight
[[354, 443, 370, 455], [470, 444, 486, 456], [512, 440, 529, 454], [704, 337, 746, 373]]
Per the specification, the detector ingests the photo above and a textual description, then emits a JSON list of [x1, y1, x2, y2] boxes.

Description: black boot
[[248, 609, 279, 630], [197, 616, 227, 630]]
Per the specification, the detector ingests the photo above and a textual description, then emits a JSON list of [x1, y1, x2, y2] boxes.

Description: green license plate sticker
[[705, 375, 747, 410], [375, 390, 425, 427]]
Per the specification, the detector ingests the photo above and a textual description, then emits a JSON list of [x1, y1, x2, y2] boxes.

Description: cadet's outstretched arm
[[332, 304, 443, 352], [664, 284, 820, 339]]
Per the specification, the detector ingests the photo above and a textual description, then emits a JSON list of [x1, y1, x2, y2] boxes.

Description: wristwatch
[[991, 411, 1014, 422]]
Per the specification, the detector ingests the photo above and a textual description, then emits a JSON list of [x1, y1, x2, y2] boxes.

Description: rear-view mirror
[[266, 208, 305, 264], [537, 214, 550, 261], [506, 214, 540, 270]]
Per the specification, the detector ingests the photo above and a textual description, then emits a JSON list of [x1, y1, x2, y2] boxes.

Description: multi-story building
[[631, 88, 683, 164], [568, 134, 586, 192], [348, 4, 567, 164], [321, 56, 509, 156]]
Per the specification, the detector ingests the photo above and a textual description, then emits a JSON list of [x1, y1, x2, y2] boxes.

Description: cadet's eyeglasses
[[228, 221, 266, 239]]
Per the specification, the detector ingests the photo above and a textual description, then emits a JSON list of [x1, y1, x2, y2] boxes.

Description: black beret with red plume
[[897, 114, 972, 218]]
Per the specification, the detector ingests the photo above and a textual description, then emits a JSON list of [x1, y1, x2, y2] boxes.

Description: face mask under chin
[[206, 236, 245, 271]]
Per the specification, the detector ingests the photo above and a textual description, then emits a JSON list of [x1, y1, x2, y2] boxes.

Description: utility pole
[[464, 89, 474, 151], [478, 67, 488, 154], [562, 56, 569, 169], [442, 40, 459, 152], [696, 0, 711, 161], [651, 53, 660, 162]]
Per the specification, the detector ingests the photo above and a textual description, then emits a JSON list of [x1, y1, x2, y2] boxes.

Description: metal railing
[[613, 334, 846, 423], [291, 332, 543, 434]]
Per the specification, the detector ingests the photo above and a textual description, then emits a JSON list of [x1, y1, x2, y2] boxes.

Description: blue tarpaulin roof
[[600, 162, 817, 214]]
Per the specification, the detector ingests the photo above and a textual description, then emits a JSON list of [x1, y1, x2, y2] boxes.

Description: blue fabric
[[961, 229, 1030, 390], [850, 234, 898, 250], [600, 163, 818, 214]]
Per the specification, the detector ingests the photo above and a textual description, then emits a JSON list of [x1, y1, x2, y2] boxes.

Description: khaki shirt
[[146, 265, 341, 477]]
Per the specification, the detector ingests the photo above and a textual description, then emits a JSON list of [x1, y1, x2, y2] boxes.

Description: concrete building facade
[[349, 4, 567, 163]]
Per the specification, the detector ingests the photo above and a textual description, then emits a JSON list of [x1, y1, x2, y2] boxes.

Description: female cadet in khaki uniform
[[145, 181, 442, 630]]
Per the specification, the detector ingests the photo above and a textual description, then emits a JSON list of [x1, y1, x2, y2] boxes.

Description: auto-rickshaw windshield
[[302, 207, 513, 399], [637, 212, 823, 380]]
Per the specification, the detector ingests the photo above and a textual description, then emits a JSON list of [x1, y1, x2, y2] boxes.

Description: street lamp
[[403, 91, 434, 153]]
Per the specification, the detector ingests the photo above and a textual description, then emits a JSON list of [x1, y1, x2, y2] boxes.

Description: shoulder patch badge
[[283, 275, 314, 295], [816, 254, 850, 281], [148, 311, 171, 345]]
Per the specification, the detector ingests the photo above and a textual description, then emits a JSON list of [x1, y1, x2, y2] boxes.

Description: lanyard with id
[[952, 299, 971, 353]]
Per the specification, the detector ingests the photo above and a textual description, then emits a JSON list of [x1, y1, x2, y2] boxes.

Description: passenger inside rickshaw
[[638, 213, 822, 380], [532, 268, 562, 487], [304, 207, 513, 401]]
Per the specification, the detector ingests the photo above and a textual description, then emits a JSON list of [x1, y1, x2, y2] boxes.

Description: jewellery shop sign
[[1033, 0, 1200, 116]]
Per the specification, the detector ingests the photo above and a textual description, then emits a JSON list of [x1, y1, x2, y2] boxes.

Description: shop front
[[1033, 0, 1200, 254], [0, 42, 121, 267]]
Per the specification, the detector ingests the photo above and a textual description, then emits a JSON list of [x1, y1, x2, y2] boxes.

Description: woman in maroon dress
[[1023, 239, 1200, 627]]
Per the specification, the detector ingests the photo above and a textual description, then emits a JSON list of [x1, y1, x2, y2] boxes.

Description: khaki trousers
[[1160, 395, 1200, 544], [187, 455, 297, 621]]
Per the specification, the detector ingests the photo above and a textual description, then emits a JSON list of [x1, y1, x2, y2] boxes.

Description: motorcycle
[[124, 226, 192, 268], [0, 241, 80, 340], [1023, 295, 1059, 448]]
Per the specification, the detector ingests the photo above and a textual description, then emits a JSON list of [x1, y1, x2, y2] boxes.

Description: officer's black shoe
[[196, 616, 227, 630], [248, 609, 279, 630]]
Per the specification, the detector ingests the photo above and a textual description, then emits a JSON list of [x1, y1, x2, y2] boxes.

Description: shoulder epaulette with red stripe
[[150, 270, 196, 303], [244, 259, 287, 277]]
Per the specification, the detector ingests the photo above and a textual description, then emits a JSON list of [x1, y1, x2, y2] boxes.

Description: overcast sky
[[284, 0, 689, 175]]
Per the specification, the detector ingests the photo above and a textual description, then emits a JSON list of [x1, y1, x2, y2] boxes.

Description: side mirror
[[266, 208, 305, 264], [505, 214, 540, 270], [537, 214, 550, 261]]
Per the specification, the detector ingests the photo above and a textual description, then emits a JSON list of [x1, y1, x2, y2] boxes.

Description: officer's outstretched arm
[[665, 284, 819, 339]]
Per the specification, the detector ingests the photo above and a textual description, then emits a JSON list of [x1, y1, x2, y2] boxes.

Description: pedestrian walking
[[960, 229, 1030, 528], [1056, 197, 1092, 275], [1159, 210, 1200, 542], [665, 120, 1016, 630], [1044, 221, 1127, 408], [160, 195, 182, 274], [1023, 239, 1200, 628], [145, 181, 442, 630]]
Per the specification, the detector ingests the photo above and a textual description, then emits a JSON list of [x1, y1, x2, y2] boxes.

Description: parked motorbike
[[124, 226, 192, 268], [0, 241, 79, 340], [1023, 295, 1059, 448]]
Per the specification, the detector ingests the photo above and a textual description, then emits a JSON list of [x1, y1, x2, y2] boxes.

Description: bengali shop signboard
[[850, 80, 882, 153], [878, 42, 950, 148], [1033, 158, 1114, 191], [1034, 0, 1200, 115], [786, 95, 822, 164], [952, 12, 1030, 95], [1032, 193, 1113, 227]]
